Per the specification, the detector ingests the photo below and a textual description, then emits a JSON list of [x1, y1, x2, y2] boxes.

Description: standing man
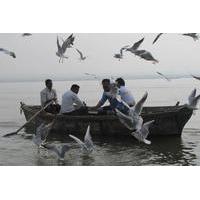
[[40, 79, 60, 114], [60, 84, 87, 115], [115, 77, 135, 107]]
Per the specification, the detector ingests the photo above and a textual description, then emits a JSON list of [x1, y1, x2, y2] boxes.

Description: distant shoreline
[[0, 75, 193, 83]]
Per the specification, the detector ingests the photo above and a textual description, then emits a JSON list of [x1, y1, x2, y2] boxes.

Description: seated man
[[92, 79, 129, 114], [60, 84, 87, 115], [40, 79, 60, 114], [115, 77, 135, 107]]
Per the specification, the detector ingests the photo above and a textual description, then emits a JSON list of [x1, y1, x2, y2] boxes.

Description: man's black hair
[[71, 84, 80, 90], [45, 79, 52, 85], [102, 79, 110, 84], [116, 77, 125, 86]]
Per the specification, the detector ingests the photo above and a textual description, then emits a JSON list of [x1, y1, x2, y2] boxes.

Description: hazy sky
[[0, 33, 200, 81]]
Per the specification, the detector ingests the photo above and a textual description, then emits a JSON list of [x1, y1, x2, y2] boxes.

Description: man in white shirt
[[40, 79, 60, 114], [115, 78, 135, 107], [60, 84, 87, 115]]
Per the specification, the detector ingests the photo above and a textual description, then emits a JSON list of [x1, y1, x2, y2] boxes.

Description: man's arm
[[91, 93, 107, 110], [40, 91, 47, 107], [73, 94, 84, 108], [53, 89, 58, 104]]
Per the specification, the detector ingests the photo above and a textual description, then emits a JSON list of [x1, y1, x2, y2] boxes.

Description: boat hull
[[20, 103, 193, 137]]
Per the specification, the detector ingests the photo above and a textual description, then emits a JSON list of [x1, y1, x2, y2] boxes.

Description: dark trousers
[[45, 104, 61, 114], [63, 106, 88, 115]]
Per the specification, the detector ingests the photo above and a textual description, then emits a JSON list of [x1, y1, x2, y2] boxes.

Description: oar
[[3, 101, 53, 137]]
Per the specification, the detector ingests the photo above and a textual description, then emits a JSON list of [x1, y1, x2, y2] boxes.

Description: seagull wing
[[57, 36, 62, 52], [33, 123, 46, 145], [76, 48, 83, 59], [191, 75, 200, 81], [62, 34, 75, 51], [43, 143, 60, 157], [141, 120, 154, 138], [156, 72, 170, 81], [0, 48, 10, 55], [84, 125, 94, 149], [134, 92, 148, 115], [152, 33, 163, 44], [115, 109, 134, 130], [140, 51, 158, 62], [69, 134, 85, 148], [188, 88, 196, 104], [132, 37, 144, 50], [194, 94, 200, 106]]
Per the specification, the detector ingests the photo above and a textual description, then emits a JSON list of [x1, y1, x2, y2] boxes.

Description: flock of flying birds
[[1, 33, 200, 81], [114, 33, 199, 63]]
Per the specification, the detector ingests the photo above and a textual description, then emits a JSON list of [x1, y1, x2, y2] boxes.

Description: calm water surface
[[0, 78, 200, 166]]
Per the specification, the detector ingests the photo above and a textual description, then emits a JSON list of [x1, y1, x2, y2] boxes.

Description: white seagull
[[131, 120, 155, 145], [116, 92, 148, 131], [43, 143, 70, 161], [76, 48, 86, 60], [187, 88, 200, 110], [156, 72, 171, 81], [0, 48, 16, 58], [32, 122, 53, 148], [69, 125, 94, 153], [84, 73, 99, 79], [56, 34, 75, 63]]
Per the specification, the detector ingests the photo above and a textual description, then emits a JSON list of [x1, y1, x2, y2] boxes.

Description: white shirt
[[60, 90, 84, 113], [119, 86, 135, 106], [40, 88, 58, 106]]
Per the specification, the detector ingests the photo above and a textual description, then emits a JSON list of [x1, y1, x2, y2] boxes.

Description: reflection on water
[[0, 120, 200, 166]]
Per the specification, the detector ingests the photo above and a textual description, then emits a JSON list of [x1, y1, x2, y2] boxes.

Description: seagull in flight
[[69, 125, 94, 153], [125, 38, 158, 64], [187, 88, 200, 110], [56, 34, 75, 63], [191, 74, 200, 81], [131, 120, 154, 145], [116, 92, 148, 131], [0, 48, 16, 58], [84, 73, 99, 79], [43, 143, 70, 161], [152, 33, 163, 44], [76, 48, 86, 60], [156, 72, 171, 81], [182, 33, 199, 41], [22, 33, 32, 37]]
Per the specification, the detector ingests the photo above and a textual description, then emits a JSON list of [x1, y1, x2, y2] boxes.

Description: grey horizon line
[[0, 74, 193, 83]]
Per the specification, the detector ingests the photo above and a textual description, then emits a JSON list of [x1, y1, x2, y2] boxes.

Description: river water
[[0, 78, 200, 165]]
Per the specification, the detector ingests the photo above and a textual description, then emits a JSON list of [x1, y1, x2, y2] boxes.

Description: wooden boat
[[20, 102, 193, 137]]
